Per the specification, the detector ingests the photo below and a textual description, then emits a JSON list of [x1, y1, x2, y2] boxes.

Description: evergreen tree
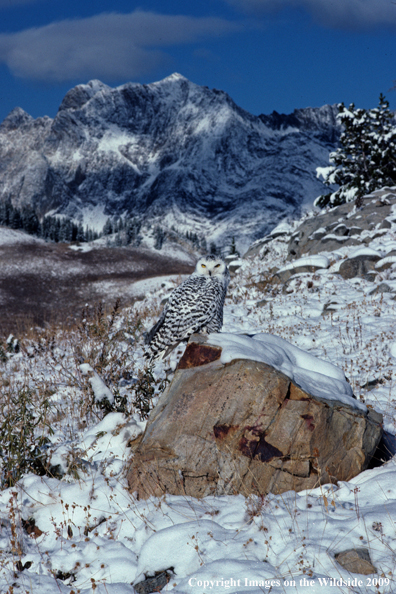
[[210, 242, 218, 255], [229, 236, 240, 257], [154, 226, 166, 250], [315, 94, 396, 208], [8, 206, 21, 229], [125, 218, 141, 245], [76, 223, 85, 242], [102, 218, 113, 236], [0, 200, 12, 226], [21, 206, 39, 235]]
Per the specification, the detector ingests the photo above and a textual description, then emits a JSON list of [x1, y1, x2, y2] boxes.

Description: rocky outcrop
[[287, 188, 396, 259], [127, 335, 382, 500]]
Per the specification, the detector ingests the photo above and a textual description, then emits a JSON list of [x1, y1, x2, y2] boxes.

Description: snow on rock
[[135, 520, 237, 582], [79, 363, 114, 404], [277, 254, 330, 273], [348, 247, 382, 259], [208, 332, 361, 409], [269, 220, 295, 236], [375, 255, 396, 269]]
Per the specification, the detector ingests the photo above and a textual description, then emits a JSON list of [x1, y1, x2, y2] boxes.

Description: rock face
[[287, 189, 395, 259], [127, 335, 382, 499], [0, 74, 339, 251]]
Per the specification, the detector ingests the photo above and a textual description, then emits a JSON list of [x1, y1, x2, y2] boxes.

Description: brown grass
[[0, 242, 193, 338]]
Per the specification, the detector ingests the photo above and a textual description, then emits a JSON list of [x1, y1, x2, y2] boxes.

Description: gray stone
[[364, 272, 378, 282], [134, 570, 173, 594], [369, 283, 396, 296], [322, 301, 341, 315], [229, 262, 243, 275], [349, 226, 363, 235], [375, 256, 396, 273], [272, 263, 328, 284], [338, 255, 381, 280], [309, 228, 327, 241], [244, 239, 270, 259], [332, 223, 349, 236], [380, 219, 392, 229], [127, 334, 382, 500], [334, 549, 376, 575], [256, 299, 269, 307]]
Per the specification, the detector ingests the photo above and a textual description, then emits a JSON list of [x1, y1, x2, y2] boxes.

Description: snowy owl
[[144, 255, 230, 362]]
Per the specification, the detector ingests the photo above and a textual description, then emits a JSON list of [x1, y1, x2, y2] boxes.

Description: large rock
[[338, 252, 381, 280], [287, 190, 395, 259], [272, 255, 330, 284], [127, 335, 382, 499]]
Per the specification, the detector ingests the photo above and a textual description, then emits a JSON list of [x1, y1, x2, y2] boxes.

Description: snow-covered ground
[[0, 226, 46, 246], [0, 198, 396, 593]]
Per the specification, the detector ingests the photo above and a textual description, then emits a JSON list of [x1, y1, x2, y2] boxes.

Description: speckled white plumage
[[145, 255, 230, 361]]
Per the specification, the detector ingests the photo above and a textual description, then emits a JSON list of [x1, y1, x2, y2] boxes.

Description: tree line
[[0, 200, 99, 243], [0, 200, 145, 245]]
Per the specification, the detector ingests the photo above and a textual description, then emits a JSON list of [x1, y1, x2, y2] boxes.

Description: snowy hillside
[[0, 74, 339, 252], [0, 188, 395, 592]]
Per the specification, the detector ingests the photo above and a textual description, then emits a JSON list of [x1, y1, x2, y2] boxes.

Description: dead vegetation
[[0, 241, 193, 337]]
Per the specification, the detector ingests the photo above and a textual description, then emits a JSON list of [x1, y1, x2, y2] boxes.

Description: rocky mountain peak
[[0, 74, 341, 251], [58, 80, 111, 112], [0, 106, 33, 131]]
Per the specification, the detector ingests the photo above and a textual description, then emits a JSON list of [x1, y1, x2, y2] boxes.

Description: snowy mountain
[[0, 73, 340, 252]]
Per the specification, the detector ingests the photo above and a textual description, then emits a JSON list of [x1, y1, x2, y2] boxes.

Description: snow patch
[[208, 333, 362, 410], [79, 363, 114, 404]]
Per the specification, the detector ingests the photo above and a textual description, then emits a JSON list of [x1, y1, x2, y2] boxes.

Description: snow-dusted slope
[[0, 74, 339, 252], [1, 189, 396, 592]]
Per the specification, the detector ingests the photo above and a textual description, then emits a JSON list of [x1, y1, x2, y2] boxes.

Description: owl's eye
[[215, 264, 220, 268], [201, 264, 206, 268]]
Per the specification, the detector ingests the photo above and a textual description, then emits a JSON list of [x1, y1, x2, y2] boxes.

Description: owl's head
[[195, 255, 228, 277]]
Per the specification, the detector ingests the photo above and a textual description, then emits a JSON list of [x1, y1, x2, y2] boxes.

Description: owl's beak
[[209, 270, 212, 276]]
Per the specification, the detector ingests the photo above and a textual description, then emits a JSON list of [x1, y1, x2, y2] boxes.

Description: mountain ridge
[[0, 73, 340, 251]]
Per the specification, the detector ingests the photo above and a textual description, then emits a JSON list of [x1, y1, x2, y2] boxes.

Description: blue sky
[[0, 0, 395, 122]]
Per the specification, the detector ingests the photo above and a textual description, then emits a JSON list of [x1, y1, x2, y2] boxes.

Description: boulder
[[334, 549, 376, 575], [369, 282, 396, 296], [375, 254, 396, 273], [228, 259, 244, 275], [338, 253, 381, 280], [127, 334, 382, 500], [272, 255, 330, 284]]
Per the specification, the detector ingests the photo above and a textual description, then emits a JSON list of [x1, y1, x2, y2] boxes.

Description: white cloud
[[227, 0, 396, 30], [0, 10, 239, 81]]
